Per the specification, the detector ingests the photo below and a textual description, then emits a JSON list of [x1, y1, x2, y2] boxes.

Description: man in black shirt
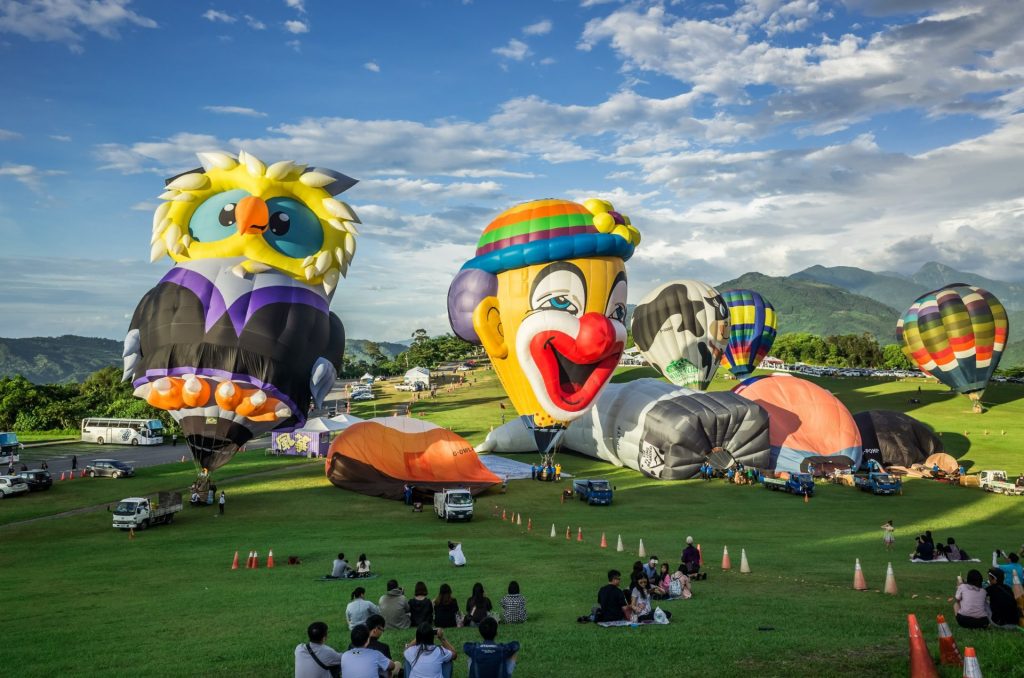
[[986, 569, 1022, 627], [596, 570, 630, 622]]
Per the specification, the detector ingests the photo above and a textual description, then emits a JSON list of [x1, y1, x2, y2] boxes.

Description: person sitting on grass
[[341, 623, 397, 678], [652, 562, 672, 599], [595, 569, 630, 622], [295, 620, 341, 678], [356, 553, 372, 578], [986, 568, 1023, 628], [642, 556, 660, 583], [912, 535, 934, 561], [628, 560, 645, 591], [944, 538, 962, 561], [465, 582, 493, 627], [432, 583, 461, 629], [499, 581, 527, 624], [409, 582, 434, 628], [630, 575, 655, 622], [681, 536, 705, 579], [403, 622, 457, 678], [327, 553, 351, 579], [463, 616, 520, 678], [669, 564, 693, 600], [996, 551, 1024, 585], [954, 570, 989, 629], [351, 614, 394, 661], [380, 580, 411, 630], [347, 588, 381, 630], [448, 541, 467, 567]]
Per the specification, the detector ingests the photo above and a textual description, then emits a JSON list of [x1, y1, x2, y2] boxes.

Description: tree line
[[339, 330, 479, 379], [768, 332, 912, 369]]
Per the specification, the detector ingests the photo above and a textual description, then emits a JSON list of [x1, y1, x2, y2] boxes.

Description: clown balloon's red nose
[[574, 313, 616, 363]]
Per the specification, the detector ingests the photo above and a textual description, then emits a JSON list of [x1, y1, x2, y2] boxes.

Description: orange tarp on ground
[[325, 418, 500, 500]]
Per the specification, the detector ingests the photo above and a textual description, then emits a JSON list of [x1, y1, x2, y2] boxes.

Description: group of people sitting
[[326, 553, 374, 579], [911, 531, 972, 561], [296, 616, 519, 678], [346, 579, 528, 632], [953, 561, 1024, 630]]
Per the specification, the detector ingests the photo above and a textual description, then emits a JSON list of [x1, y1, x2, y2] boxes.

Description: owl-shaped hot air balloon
[[123, 150, 359, 471], [897, 283, 1009, 413]]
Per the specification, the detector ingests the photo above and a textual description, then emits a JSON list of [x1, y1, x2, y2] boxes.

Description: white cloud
[[203, 105, 268, 118], [364, 61, 380, 73], [285, 0, 306, 13], [130, 201, 157, 211], [284, 20, 308, 34], [493, 38, 530, 61], [202, 9, 235, 24], [244, 15, 266, 30], [0, 0, 157, 52], [360, 177, 503, 203], [286, 39, 301, 52], [50, 134, 72, 142], [523, 19, 552, 36], [0, 164, 66, 190], [0, 128, 20, 140]]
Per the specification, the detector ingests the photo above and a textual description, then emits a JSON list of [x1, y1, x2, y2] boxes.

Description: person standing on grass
[[172, 433, 178, 447], [218, 491, 226, 515], [881, 520, 895, 551], [295, 620, 341, 678], [72, 455, 77, 470]]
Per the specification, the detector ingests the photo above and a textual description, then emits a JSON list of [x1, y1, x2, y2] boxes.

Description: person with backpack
[[463, 617, 519, 677], [669, 564, 693, 600]]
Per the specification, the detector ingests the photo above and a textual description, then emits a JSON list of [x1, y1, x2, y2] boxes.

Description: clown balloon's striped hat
[[461, 198, 641, 275]]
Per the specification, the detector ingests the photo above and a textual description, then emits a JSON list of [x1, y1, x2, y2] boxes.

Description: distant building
[[360, 373, 375, 384], [405, 366, 431, 387], [620, 346, 647, 366], [759, 356, 785, 370]]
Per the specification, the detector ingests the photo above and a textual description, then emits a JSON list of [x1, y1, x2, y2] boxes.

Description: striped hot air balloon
[[897, 283, 1009, 413], [720, 290, 778, 378]]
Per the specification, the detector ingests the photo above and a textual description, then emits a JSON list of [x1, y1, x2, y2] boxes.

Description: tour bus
[[1, 432, 21, 464], [80, 418, 165, 446]]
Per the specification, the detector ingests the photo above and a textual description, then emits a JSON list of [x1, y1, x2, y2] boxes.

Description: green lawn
[[3, 368, 1023, 677]]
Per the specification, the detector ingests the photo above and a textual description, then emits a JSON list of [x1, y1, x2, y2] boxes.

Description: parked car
[[85, 459, 136, 478], [16, 469, 52, 491], [0, 475, 29, 499]]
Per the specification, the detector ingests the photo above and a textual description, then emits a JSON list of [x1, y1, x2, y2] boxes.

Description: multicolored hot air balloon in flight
[[631, 280, 730, 389], [897, 283, 1009, 413], [124, 150, 359, 472], [720, 289, 777, 378]]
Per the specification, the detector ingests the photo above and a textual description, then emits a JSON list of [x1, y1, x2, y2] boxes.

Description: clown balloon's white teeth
[[166, 173, 210, 191], [250, 390, 267, 407], [217, 382, 236, 397], [196, 151, 238, 171]]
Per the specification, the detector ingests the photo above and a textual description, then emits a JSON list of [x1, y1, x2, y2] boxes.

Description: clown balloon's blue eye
[[541, 295, 579, 314], [264, 197, 323, 258], [609, 304, 626, 322], [189, 189, 250, 242]]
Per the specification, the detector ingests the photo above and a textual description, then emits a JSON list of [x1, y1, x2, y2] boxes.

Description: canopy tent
[[360, 373, 375, 383], [734, 374, 862, 475], [325, 418, 500, 500], [328, 413, 364, 428], [854, 410, 942, 469], [301, 416, 353, 432]]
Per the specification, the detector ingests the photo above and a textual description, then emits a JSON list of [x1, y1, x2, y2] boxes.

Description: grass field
[[4, 368, 1024, 677]]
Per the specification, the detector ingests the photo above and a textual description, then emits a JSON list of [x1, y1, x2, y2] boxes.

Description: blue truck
[[762, 473, 815, 496], [572, 478, 614, 505], [854, 471, 902, 495]]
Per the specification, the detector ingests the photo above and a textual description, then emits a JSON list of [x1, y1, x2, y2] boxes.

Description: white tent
[[328, 413, 365, 429], [360, 373, 375, 383], [300, 416, 352, 432], [405, 366, 431, 387]]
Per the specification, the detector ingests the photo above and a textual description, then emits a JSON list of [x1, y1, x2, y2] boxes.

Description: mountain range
[[3, 262, 1021, 383]]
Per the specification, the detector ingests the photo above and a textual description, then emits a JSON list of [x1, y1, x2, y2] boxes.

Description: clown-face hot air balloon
[[448, 198, 640, 453], [720, 289, 777, 378], [123, 151, 358, 471], [631, 280, 730, 389], [897, 284, 1009, 413]]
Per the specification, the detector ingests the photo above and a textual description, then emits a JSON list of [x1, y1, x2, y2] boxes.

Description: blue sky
[[1, 0, 1022, 341]]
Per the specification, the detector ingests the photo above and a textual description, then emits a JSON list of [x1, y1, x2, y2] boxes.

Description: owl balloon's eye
[[219, 204, 237, 227], [269, 212, 291, 236], [189, 189, 250, 243]]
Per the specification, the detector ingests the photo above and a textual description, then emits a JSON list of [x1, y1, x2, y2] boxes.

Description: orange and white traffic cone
[[252, 551, 259, 569], [247, 550, 255, 569], [59, 471, 66, 481], [962, 647, 982, 678], [527, 518, 532, 531], [907, 614, 938, 678], [616, 534, 624, 552], [502, 509, 507, 521], [267, 550, 275, 568], [550, 524, 556, 538], [884, 562, 898, 595], [853, 558, 868, 590], [231, 551, 239, 570], [81, 469, 88, 479], [516, 513, 522, 526], [565, 526, 571, 541], [638, 539, 646, 559], [577, 527, 583, 542], [936, 614, 962, 666], [740, 548, 751, 574], [600, 533, 607, 549], [722, 546, 732, 570]]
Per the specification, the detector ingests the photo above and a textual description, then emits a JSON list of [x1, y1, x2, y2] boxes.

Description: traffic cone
[[576, 527, 582, 542], [803, 491, 809, 504], [527, 518, 532, 531], [638, 539, 646, 559], [616, 534, 624, 552], [566, 526, 571, 540], [722, 546, 731, 570], [600, 532, 607, 549], [59, 471, 65, 481], [936, 614, 962, 666], [962, 647, 982, 678], [697, 543, 703, 566], [247, 550, 255, 569], [231, 551, 239, 570], [81, 469, 88, 479], [267, 550, 275, 568], [502, 509, 507, 521], [907, 614, 939, 678], [180, 455, 186, 463], [740, 548, 750, 574], [252, 551, 259, 569], [517, 514, 522, 526], [550, 524, 556, 538], [884, 562, 898, 595], [853, 558, 868, 590]]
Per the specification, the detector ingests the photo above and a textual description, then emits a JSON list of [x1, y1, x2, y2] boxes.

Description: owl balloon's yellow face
[[150, 150, 360, 294]]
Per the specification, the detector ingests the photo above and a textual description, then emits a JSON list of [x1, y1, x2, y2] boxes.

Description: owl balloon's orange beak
[[235, 196, 269, 236]]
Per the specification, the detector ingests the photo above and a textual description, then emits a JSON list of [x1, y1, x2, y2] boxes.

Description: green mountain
[[0, 336, 121, 384], [345, 339, 407, 365], [716, 272, 901, 341]]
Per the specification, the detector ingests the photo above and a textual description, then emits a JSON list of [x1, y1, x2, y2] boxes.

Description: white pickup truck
[[433, 488, 474, 522], [978, 470, 1023, 496], [112, 492, 183, 530]]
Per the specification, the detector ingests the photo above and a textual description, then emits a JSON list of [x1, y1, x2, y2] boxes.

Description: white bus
[[81, 418, 165, 446], [1, 432, 21, 464]]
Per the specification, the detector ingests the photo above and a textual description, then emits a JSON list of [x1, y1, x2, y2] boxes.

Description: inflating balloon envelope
[[720, 289, 777, 378]]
